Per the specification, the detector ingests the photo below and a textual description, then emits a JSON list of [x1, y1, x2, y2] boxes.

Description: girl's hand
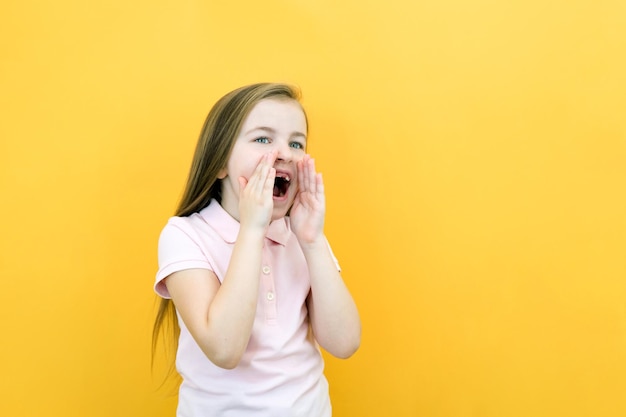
[[291, 155, 326, 246], [238, 152, 277, 230]]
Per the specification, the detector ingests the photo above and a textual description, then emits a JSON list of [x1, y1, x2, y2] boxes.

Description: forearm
[[302, 238, 361, 358], [201, 227, 264, 368]]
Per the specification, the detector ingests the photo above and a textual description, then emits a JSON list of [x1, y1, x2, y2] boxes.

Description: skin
[[165, 98, 361, 369]]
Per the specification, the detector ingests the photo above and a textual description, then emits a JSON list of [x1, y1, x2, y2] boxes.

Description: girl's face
[[219, 98, 308, 221]]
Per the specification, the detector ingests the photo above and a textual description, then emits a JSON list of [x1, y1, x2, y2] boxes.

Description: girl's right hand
[[237, 152, 277, 230]]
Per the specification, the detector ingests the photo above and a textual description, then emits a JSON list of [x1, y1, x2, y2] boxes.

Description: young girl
[[152, 83, 361, 416]]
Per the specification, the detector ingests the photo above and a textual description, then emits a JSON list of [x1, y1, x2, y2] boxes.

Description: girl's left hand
[[290, 155, 326, 246]]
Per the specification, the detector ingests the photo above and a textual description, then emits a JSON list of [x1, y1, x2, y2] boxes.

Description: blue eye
[[290, 141, 304, 150], [255, 137, 270, 144]]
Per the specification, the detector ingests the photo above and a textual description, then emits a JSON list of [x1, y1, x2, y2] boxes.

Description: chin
[[271, 200, 293, 220]]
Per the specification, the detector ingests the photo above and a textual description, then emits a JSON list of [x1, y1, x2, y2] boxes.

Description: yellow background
[[2, 0, 625, 416]]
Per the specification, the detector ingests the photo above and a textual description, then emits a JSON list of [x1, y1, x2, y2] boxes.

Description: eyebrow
[[246, 126, 307, 139]]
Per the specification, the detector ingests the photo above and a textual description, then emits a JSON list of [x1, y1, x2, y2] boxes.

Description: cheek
[[293, 152, 306, 163], [226, 157, 256, 181]]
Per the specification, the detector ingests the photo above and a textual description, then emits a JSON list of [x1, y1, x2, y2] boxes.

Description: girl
[[152, 83, 361, 417]]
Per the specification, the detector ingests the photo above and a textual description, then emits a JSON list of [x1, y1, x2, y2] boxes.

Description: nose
[[275, 140, 293, 162]]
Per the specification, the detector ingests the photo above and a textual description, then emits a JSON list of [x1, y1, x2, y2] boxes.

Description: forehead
[[241, 98, 307, 134]]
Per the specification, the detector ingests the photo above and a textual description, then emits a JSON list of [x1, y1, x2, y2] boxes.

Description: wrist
[[297, 235, 327, 252], [237, 222, 267, 242]]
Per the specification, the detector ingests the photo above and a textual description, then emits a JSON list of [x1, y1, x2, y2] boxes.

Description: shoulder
[[159, 200, 230, 243], [157, 213, 204, 248], [163, 211, 206, 232]]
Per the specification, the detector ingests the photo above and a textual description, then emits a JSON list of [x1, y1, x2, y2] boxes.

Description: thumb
[[238, 176, 248, 195]]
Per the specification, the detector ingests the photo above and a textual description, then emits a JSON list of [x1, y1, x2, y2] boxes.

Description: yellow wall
[[2, 1, 625, 416]]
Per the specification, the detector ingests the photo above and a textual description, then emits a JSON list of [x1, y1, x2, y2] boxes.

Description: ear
[[217, 168, 227, 179]]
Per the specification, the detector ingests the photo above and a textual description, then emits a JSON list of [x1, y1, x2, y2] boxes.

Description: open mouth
[[273, 174, 291, 197]]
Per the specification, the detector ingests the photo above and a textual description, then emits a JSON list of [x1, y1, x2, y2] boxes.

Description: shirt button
[[266, 292, 274, 301], [262, 266, 271, 275]]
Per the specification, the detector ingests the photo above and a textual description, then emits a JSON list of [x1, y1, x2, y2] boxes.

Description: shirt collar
[[198, 199, 291, 246]]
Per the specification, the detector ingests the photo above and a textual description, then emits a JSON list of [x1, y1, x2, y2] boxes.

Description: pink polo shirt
[[155, 199, 335, 417]]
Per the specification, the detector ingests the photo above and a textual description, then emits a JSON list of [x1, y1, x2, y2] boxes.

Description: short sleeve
[[154, 221, 213, 298]]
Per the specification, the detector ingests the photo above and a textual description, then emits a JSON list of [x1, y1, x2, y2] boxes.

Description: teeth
[[277, 174, 290, 182]]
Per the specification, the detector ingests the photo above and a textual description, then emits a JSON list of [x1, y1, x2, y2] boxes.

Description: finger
[[264, 167, 276, 197], [248, 153, 273, 194], [307, 157, 317, 194], [267, 150, 278, 166], [261, 153, 278, 196], [297, 158, 306, 193], [316, 172, 324, 195]]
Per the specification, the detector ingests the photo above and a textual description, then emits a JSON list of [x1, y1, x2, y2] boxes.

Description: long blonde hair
[[152, 83, 304, 380]]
